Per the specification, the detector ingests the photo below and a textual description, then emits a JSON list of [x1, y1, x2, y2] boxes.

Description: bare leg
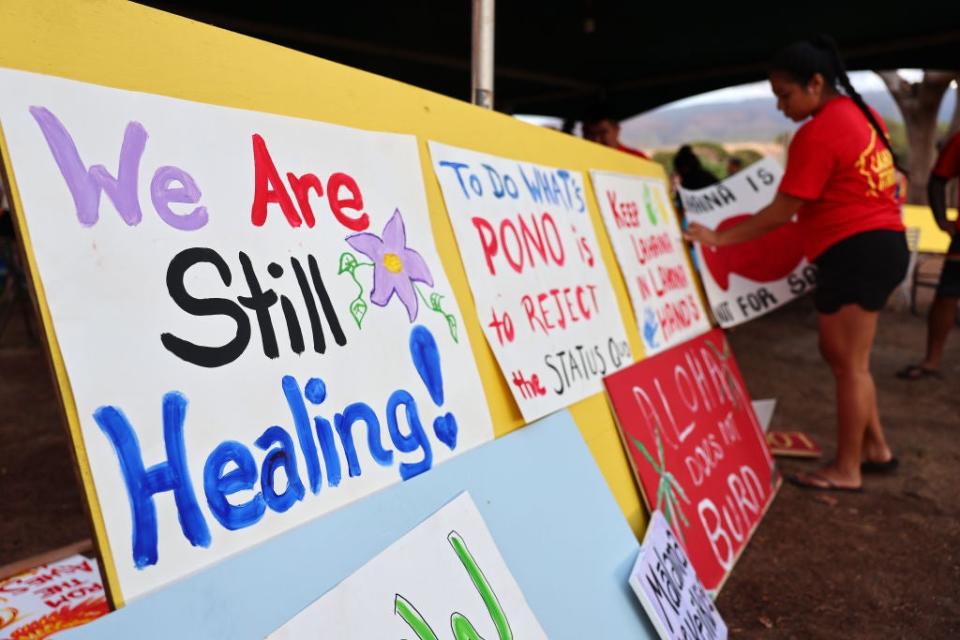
[[862, 401, 893, 464], [796, 305, 882, 489]]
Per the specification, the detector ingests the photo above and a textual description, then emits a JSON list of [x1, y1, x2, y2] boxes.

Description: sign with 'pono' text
[[590, 171, 710, 355], [429, 142, 633, 421], [604, 328, 779, 592], [0, 68, 493, 603], [680, 158, 815, 327]]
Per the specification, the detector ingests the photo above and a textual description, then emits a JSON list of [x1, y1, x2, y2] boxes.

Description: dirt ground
[[1, 270, 958, 637], [718, 292, 960, 638]]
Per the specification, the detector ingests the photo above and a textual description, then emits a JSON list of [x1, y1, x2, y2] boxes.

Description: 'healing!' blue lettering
[[204, 441, 265, 530], [96, 325, 458, 569]]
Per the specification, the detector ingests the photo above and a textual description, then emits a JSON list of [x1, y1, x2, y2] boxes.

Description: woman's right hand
[[683, 222, 720, 246]]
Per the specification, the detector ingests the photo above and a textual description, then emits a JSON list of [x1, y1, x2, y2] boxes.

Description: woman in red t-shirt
[[686, 36, 908, 492]]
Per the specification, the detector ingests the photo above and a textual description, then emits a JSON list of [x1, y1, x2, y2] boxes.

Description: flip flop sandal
[[895, 365, 942, 380], [860, 457, 899, 474], [787, 472, 863, 493]]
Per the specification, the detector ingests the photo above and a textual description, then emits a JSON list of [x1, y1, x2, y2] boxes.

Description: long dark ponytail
[[771, 35, 903, 170]]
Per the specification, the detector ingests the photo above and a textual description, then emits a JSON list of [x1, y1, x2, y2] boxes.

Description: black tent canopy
[[139, 2, 960, 118]]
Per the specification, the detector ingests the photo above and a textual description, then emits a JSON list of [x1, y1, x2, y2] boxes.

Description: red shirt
[[932, 133, 960, 206], [778, 96, 904, 260], [616, 143, 651, 160]]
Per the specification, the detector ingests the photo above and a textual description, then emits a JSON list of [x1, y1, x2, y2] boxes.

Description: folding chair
[[910, 232, 944, 316]]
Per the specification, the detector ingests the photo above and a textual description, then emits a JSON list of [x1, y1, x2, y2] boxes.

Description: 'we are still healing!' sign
[[430, 143, 633, 421], [0, 68, 493, 603]]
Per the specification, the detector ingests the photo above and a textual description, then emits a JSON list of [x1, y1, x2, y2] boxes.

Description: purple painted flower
[[346, 209, 434, 321]]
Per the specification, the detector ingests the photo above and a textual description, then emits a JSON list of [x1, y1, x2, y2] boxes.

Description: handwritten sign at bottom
[[267, 492, 546, 639], [0, 554, 107, 638], [630, 511, 727, 640]]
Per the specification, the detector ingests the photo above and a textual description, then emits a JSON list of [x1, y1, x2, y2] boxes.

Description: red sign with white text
[[604, 328, 780, 592]]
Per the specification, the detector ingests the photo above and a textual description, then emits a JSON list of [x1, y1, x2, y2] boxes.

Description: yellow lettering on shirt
[[856, 128, 896, 197]]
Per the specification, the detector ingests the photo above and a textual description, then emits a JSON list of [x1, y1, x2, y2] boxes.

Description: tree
[[947, 80, 960, 209], [948, 80, 960, 138], [877, 70, 959, 204]]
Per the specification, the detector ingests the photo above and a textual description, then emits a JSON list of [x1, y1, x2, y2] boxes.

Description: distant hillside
[[621, 89, 957, 148]]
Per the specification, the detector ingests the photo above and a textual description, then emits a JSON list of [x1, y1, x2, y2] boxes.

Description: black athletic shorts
[[813, 229, 909, 314], [937, 233, 960, 298]]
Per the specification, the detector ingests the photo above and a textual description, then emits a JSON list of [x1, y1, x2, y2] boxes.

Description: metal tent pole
[[471, 0, 494, 109]]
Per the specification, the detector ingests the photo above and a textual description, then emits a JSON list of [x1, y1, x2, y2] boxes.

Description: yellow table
[[903, 205, 958, 253]]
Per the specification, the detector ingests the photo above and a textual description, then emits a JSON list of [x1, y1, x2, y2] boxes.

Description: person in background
[[581, 105, 651, 160], [670, 147, 717, 272], [896, 131, 960, 380], [685, 35, 907, 492], [673, 145, 719, 190], [726, 156, 744, 177]]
